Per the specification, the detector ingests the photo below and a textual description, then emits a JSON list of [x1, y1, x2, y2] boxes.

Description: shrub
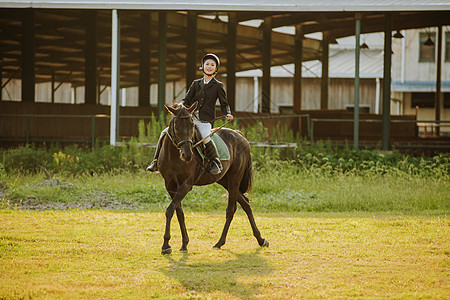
[[0, 120, 448, 180]]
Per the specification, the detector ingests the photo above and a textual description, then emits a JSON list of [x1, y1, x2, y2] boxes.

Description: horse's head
[[165, 101, 198, 162]]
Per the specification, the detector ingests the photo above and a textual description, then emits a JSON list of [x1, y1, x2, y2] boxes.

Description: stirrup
[[209, 158, 222, 175], [146, 159, 158, 172]]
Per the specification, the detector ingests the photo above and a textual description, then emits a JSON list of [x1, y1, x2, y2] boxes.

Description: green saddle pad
[[195, 133, 230, 161]]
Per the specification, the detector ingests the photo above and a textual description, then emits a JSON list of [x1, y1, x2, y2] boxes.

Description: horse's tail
[[239, 155, 253, 194]]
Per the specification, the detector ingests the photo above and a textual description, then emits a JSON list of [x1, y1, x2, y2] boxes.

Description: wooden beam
[[320, 31, 329, 110], [227, 12, 237, 112], [293, 24, 303, 114], [261, 17, 272, 114], [158, 12, 167, 116], [138, 12, 151, 107], [85, 10, 97, 104], [435, 25, 442, 136], [354, 15, 361, 150], [186, 11, 197, 91], [21, 8, 35, 102], [382, 12, 392, 151]]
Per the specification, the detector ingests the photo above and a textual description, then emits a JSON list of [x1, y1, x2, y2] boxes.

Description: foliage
[[0, 119, 448, 213], [2, 120, 448, 179]]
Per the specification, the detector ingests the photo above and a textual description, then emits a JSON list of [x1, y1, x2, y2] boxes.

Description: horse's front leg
[[176, 203, 189, 253], [162, 183, 191, 255]]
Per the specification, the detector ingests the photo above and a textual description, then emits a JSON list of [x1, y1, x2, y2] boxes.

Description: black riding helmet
[[200, 53, 220, 75]]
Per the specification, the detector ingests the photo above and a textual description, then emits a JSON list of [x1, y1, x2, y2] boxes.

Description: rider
[[146, 53, 234, 175]]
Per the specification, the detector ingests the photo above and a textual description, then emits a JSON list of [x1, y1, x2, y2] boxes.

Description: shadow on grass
[[160, 248, 273, 299]]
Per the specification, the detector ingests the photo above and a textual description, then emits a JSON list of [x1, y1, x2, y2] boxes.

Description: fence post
[[91, 116, 96, 148], [26, 116, 30, 144], [305, 114, 311, 140]]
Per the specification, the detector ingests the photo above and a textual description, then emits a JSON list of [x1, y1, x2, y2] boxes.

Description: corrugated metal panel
[[1, 0, 449, 11], [236, 49, 383, 78]]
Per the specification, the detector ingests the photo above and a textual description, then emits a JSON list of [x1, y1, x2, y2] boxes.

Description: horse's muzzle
[[179, 149, 193, 162], [179, 143, 193, 162]]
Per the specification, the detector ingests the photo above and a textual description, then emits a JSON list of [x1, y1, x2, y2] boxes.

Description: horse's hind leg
[[176, 203, 189, 253], [237, 193, 269, 247], [213, 195, 237, 249]]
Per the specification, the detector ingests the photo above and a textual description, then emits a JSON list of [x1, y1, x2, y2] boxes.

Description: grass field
[[1, 145, 449, 298], [1, 210, 448, 299]]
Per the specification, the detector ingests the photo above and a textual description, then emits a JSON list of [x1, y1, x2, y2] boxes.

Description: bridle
[[167, 113, 195, 150]]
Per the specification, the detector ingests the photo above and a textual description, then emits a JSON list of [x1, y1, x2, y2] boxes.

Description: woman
[[147, 53, 234, 175]]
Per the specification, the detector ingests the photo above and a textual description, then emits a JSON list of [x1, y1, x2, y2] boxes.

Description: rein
[[168, 112, 232, 150]]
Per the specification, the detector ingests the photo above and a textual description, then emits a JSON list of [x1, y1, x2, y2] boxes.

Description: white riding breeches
[[194, 119, 212, 144]]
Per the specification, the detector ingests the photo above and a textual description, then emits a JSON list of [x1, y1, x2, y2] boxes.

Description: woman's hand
[[226, 114, 234, 121]]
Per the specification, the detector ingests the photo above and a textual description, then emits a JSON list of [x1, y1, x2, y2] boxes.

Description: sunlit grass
[[0, 210, 448, 299]]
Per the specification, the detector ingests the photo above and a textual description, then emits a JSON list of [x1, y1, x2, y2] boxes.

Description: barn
[[1, 0, 450, 149]]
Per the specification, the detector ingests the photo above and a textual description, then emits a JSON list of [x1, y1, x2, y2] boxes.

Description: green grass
[[0, 210, 448, 299], [1, 142, 448, 298], [1, 165, 448, 213]]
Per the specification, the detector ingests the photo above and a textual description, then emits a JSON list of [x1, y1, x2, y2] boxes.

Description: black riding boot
[[204, 140, 222, 175], [146, 131, 166, 172]]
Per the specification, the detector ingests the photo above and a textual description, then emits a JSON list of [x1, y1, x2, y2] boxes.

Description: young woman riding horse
[[157, 102, 268, 254], [147, 53, 268, 254]]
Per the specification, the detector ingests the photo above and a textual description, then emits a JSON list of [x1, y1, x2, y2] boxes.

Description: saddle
[[194, 129, 230, 161]]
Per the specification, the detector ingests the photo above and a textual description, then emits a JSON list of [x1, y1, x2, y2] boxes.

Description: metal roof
[[1, 0, 450, 11]]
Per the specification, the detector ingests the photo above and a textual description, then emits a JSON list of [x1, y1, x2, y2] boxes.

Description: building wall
[[230, 77, 380, 114], [392, 29, 450, 83], [2, 77, 380, 114]]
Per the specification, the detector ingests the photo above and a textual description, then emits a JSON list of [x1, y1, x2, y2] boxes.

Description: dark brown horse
[[158, 102, 268, 254]]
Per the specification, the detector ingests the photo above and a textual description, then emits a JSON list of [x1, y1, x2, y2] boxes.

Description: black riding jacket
[[181, 77, 231, 123]]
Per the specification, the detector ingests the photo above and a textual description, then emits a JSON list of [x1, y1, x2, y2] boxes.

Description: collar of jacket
[[199, 77, 217, 89]]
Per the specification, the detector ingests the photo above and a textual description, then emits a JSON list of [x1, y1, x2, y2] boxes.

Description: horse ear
[[165, 104, 178, 115], [187, 101, 198, 114]]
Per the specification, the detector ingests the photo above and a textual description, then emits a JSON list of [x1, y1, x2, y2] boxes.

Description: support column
[[51, 71, 55, 103], [0, 65, 2, 101], [186, 11, 197, 90], [435, 25, 442, 137], [227, 12, 237, 112], [320, 31, 329, 110], [21, 8, 35, 102], [354, 15, 361, 150], [110, 9, 120, 145], [158, 12, 167, 117], [382, 12, 392, 150], [293, 24, 303, 114], [261, 17, 272, 113], [293, 24, 303, 135], [138, 12, 151, 107], [85, 10, 97, 104]]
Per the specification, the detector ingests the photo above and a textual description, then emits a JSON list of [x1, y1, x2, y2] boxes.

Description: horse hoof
[[212, 245, 221, 250], [161, 247, 172, 255], [179, 248, 188, 253], [261, 239, 269, 247]]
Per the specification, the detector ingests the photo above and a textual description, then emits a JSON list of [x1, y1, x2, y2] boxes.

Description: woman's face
[[203, 59, 217, 75]]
